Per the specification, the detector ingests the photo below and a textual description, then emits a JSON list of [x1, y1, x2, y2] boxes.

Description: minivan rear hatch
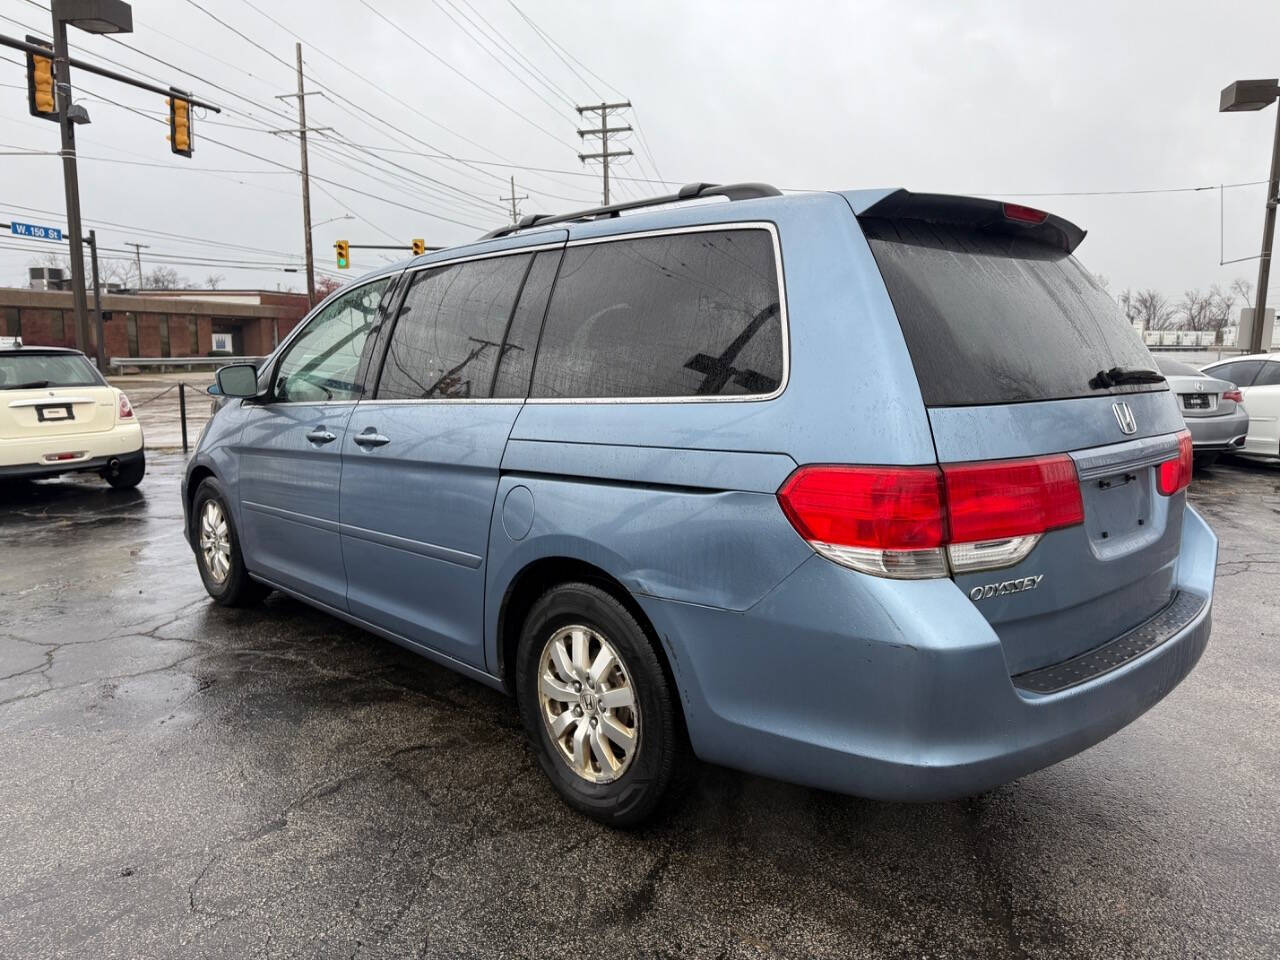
[[857, 191, 1187, 680]]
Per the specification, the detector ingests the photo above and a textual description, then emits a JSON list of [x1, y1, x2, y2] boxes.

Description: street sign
[[10, 221, 63, 241]]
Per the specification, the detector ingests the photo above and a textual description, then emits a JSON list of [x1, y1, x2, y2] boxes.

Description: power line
[[430, 0, 570, 117], [230, 0, 600, 203], [357, 0, 576, 153]]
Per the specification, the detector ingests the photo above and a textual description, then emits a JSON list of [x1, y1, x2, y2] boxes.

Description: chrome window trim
[[401, 241, 565, 278], [527, 221, 790, 405], [355, 398, 524, 406]]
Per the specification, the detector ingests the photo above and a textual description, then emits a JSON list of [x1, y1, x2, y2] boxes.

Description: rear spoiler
[[854, 189, 1086, 255]]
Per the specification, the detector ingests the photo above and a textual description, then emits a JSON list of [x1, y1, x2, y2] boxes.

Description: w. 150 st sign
[[9, 220, 63, 241]]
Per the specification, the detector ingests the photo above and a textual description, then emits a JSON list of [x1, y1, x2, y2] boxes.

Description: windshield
[[862, 218, 1161, 406], [0, 353, 103, 390]]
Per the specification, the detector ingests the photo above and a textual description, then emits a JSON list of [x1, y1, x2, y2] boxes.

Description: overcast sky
[[1, 0, 1278, 309]]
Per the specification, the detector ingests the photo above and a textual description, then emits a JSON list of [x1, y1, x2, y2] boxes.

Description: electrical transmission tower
[[576, 101, 632, 205]]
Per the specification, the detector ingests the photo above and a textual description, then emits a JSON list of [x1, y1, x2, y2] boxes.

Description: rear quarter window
[[530, 228, 783, 399], [862, 218, 1157, 407]]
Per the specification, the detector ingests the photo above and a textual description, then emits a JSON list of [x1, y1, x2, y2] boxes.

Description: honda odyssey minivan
[[183, 183, 1216, 825]]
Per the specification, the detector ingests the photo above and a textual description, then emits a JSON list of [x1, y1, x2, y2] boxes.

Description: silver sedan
[[1153, 356, 1249, 465]]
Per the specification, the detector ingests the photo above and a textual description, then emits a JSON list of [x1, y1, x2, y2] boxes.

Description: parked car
[[1200, 353, 1280, 461], [1152, 356, 1248, 466], [0, 341, 144, 487], [182, 184, 1216, 825]]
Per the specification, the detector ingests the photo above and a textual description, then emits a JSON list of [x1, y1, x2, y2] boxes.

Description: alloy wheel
[[537, 624, 640, 783], [199, 499, 232, 585]]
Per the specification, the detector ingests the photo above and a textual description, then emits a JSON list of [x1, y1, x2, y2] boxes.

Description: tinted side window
[[1207, 360, 1263, 387], [1252, 362, 1280, 387], [377, 254, 530, 400], [530, 230, 783, 399], [491, 249, 561, 399], [275, 279, 388, 403]]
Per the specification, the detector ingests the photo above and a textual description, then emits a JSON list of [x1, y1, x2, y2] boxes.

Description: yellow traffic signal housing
[[166, 91, 193, 157], [25, 36, 56, 122], [412, 238, 426, 256], [335, 240, 350, 270]]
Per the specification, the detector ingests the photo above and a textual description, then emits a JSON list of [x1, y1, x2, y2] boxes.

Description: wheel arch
[[496, 556, 685, 726]]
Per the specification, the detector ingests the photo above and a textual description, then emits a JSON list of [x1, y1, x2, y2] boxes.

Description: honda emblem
[[1112, 401, 1138, 435]]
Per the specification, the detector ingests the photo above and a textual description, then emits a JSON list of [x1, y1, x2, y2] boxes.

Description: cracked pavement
[[1, 454, 1278, 959]]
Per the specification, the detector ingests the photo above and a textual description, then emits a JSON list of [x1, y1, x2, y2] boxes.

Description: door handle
[[305, 427, 337, 445], [352, 427, 390, 448]]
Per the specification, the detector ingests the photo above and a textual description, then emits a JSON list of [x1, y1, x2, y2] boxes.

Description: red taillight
[[1223, 388, 1243, 404], [777, 455, 1086, 579], [118, 392, 134, 420], [1002, 202, 1048, 224], [777, 465, 945, 551], [941, 454, 1084, 543], [1157, 430, 1193, 496]]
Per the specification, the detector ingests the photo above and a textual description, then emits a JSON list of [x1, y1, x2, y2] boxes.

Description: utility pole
[[499, 176, 527, 224], [125, 241, 148, 287], [294, 42, 314, 307], [577, 101, 632, 205], [1254, 101, 1280, 349], [274, 44, 331, 308], [50, 12, 90, 359], [87, 229, 104, 371]]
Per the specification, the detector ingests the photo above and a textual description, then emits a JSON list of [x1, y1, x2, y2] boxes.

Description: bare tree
[[1206, 284, 1236, 336], [143, 266, 187, 290], [1131, 289, 1176, 330], [1231, 277, 1253, 309], [314, 275, 346, 299], [1176, 289, 1214, 331], [204, 273, 226, 290]]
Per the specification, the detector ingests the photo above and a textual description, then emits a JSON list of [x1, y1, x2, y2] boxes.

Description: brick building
[[0, 287, 311, 361]]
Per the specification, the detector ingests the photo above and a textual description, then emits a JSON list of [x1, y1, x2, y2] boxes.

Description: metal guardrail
[[109, 355, 263, 370]]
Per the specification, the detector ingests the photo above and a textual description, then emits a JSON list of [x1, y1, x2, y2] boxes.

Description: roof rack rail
[[479, 181, 782, 240]]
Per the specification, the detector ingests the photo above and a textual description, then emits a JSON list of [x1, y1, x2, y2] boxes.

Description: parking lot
[[1, 454, 1277, 959]]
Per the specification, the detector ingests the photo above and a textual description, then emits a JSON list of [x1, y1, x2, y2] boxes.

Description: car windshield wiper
[[1090, 366, 1165, 390], [1, 380, 50, 390]]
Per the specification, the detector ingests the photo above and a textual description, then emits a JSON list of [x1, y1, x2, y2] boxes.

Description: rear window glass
[[530, 229, 783, 399], [862, 218, 1158, 406], [1204, 359, 1263, 387], [0, 352, 102, 389], [1154, 357, 1202, 377]]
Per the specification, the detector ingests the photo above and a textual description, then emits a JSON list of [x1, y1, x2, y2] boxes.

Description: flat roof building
[[0, 287, 311, 362]]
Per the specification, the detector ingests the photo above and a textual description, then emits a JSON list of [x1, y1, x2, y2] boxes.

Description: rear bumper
[[0, 424, 144, 479], [1185, 409, 1249, 451], [641, 504, 1217, 802], [0, 446, 144, 481]]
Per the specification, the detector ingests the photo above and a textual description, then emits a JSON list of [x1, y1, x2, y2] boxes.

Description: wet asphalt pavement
[[1, 455, 1277, 959]]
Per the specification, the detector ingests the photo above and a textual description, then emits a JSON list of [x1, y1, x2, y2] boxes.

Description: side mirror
[[215, 363, 260, 399]]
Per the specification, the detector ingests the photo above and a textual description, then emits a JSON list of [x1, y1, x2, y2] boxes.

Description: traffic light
[[25, 36, 56, 122], [335, 240, 349, 270], [166, 91, 192, 157], [411, 238, 426, 256]]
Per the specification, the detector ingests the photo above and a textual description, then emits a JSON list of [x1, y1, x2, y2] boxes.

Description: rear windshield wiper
[[1090, 366, 1165, 390], [1, 380, 50, 390]]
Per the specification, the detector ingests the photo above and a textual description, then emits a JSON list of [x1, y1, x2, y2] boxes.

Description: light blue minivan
[[183, 184, 1217, 825]]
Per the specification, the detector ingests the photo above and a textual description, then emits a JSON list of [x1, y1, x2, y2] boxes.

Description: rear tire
[[1193, 452, 1220, 470], [104, 453, 145, 489], [515, 582, 691, 827], [192, 477, 269, 607]]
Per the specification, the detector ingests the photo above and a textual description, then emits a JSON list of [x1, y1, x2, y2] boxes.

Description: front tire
[[515, 582, 691, 827], [192, 478, 269, 607]]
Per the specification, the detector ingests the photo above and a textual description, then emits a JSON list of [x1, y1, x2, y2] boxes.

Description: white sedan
[[0, 342, 145, 487], [1201, 353, 1280, 461]]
